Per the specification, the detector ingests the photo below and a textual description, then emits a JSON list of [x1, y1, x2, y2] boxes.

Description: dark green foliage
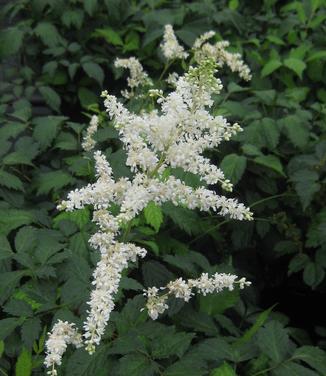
[[1, 0, 326, 375]]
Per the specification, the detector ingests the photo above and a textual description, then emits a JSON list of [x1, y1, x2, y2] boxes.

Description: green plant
[[1, 0, 326, 375]]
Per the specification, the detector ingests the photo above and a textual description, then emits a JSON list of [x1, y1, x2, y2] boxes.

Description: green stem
[[122, 221, 132, 242], [0, 368, 8, 376], [158, 60, 174, 81], [250, 193, 293, 208], [252, 357, 294, 376], [188, 219, 229, 244]]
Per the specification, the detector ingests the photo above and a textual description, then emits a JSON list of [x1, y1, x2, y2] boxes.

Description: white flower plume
[[45, 27, 253, 375]]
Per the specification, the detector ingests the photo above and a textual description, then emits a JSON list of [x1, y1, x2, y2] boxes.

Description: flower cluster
[[193, 31, 252, 81], [44, 321, 82, 375], [114, 57, 151, 98], [82, 114, 99, 152], [161, 24, 188, 61], [144, 273, 251, 320], [45, 26, 253, 375]]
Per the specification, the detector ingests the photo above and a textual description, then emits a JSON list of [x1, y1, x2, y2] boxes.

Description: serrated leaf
[[260, 118, 279, 150], [15, 348, 32, 376], [33, 116, 67, 149], [39, 86, 61, 112], [151, 332, 194, 359], [0, 27, 24, 58], [293, 346, 326, 374], [280, 115, 309, 149], [21, 317, 42, 349], [53, 208, 90, 230], [0, 209, 35, 236], [65, 346, 112, 376], [164, 357, 206, 376], [3, 299, 33, 317], [254, 155, 285, 176], [290, 169, 320, 209], [2, 151, 34, 166], [82, 62, 104, 86], [0, 318, 20, 340], [234, 305, 276, 347], [199, 289, 239, 316], [35, 170, 73, 195], [84, 0, 98, 15], [118, 353, 158, 376], [261, 60, 282, 77], [15, 226, 38, 253], [93, 28, 123, 46], [34, 22, 63, 47], [162, 204, 200, 235], [211, 362, 236, 376], [284, 58, 306, 79], [0, 170, 24, 191], [0, 235, 14, 261], [273, 361, 319, 376], [220, 154, 247, 184], [303, 262, 325, 288], [257, 321, 290, 363], [144, 202, 163, 232]]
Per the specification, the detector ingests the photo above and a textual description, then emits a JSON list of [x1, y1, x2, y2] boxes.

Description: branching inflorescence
[[45, 25, 253, 375]]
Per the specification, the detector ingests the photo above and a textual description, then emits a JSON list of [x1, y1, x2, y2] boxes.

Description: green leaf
[[254, 155, 285, 176], [35, 170, 73, 195], [0, 318, 20, 340], [82, 62, 104, 86], [15, 348, 32, 376], [0, 170, 24, 191], [78, 87, 99, 108], [21, 317, 42, 349], [118, 353, 159, 376], [211, 362, 237, 376], [220, 154, 247, 185], [2, 151, 34, 166], [151, 332, 194, 359], [65, 346, 111, 376], [0, 272, 25, 304], [0, 341, 4, 357], [93, 28, 123, 46], [144, 202, 163, 232], [162, 204, 200, 235], [0, 27, 24, 58], [257, 321, 290, 363], [199, 289, 239, 316], [34, 22, 63, 47], [284, 58, 306, 79], [234, 305, 276, 347], [33, 116, 67, 149], [307, 50, 326, 62], [273, 361, 319, 376], [84, 0, 98, 15], [0, 235, 14, 261], [260, 118, 280, 150], [39, 86, 61, 112], [53, 208, 90, 230], [3, 299, 33, 317], [15, 226, 37, 253], [303, 262, 325, 288], [280, 115, 309, 149], [293, 346, 326, 374], [0, 209, 35, 236], [164, 356, 206, 376], [261, 60, 282, 77], [290, 170, 320, 209]]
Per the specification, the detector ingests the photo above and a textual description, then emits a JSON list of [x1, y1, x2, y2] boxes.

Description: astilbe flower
[[161, 24, 188, 60], [45, 27, 253, 375], [143, 274, 251, 320], [114, 57, 152, 98]]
